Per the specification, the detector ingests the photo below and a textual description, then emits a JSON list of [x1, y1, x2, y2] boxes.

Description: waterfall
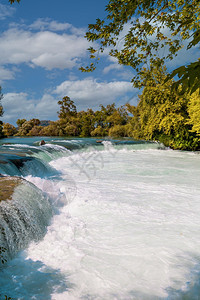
[[1, 137, 199, 299], [0, 177, 52, 265]]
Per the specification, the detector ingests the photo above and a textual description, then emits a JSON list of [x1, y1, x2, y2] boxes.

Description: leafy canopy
[[126, 65, 200, 150], [57, 96, 77, 119], [8, 0, 20, 3], [81, 0, 200, 92]]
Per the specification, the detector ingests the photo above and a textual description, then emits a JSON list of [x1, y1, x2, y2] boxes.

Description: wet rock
[[96, 140, 103, 143], [0, 177, 24, 202], [40, 140, 46, 145]]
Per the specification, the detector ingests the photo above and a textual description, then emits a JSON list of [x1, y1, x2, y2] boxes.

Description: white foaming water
[[0, 179, 52, 266], [25, 147, 200, 299], [1, 144, 200, 299]]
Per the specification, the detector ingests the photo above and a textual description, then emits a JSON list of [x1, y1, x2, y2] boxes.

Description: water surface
[[0, 137, 200, 299]]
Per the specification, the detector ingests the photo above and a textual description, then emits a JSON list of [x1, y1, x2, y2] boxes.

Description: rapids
[[0, 137, 200, 299]]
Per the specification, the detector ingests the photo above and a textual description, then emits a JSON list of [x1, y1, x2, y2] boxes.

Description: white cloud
[[29, 19, 86, 36], [1, 92, 59, 124], [29, 19, 72, 32], [1, 78, 137, 124], [1, 93, 35, 123], [0, 26, 89, 70], [103, 63, 122, 74], [0, 4, 15, 20], [54, 78, 135, 110], [34, 94, 59, 118], [0, 67, 15, 82]]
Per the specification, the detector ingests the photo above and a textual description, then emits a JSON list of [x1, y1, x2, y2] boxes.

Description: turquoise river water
[[0, 137, 200, 299]]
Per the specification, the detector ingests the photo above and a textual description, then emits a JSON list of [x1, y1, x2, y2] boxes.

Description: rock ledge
[[0, 176, 23, 202]]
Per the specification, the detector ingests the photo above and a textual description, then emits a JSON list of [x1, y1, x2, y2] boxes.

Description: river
[[0, 137, 200, 299]]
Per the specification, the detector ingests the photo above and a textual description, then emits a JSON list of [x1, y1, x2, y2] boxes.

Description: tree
[[81, 0, 200, 93], [94, 103, 116, 130], [57, 96, 77, 120], [187, 90, 200, 134], [39, 121, 60, 136], [16, 119, 40, 136], [0, 86, 3, 118], [28, 126, 43, 136], [91, 126, 108, 137], [0, 87, 4, 138], [0, 121, 4, 138], [126, 66, 200, 150], [78, 109, 95, 137], [106, 105, 129, 127], [9, 0, 20, 3], [108, 124, 127, 137], [2, 123, 17, 136], [16, 119, 26, 128]]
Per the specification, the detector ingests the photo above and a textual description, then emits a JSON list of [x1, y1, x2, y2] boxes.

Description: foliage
[[2, 85, 200, 150], [78, 110, 95, 137], [91, 126, 108, 137], [9, 0, 20, 3], [0, 87, 4, 138], [28, 125, 43, 136], [16, 119, 26, 128], [39, 121, 60, 136], [2, 123, 17, 137], [127, 66, 200, 150], [108, 124, 127, 137], [167, 60, 200, 95], [58, 96, 77, 120], [8, 0, 200, 93], [0, 87, 3, 118], [187, 90, 200, 134], [81, 0, 200, 92], [0, 121, 4, 138], [16, 119, 40, 136]]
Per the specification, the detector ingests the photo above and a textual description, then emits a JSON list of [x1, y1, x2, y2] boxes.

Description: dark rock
[[39, 140, 46, 146]]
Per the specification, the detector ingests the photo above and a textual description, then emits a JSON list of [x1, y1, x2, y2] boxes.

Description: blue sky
[[0, 0, 199, 125]]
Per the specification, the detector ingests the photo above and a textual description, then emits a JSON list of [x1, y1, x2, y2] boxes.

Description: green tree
[[39, 121, 60, 136], [0, 87, 4, 138], [0, 121, 4, 138], [16, 119, 26, 128], [2, 123, 17, 136], [9, 0, 20, 3], [94, 103, 116, 130], [81, 0, 200, 93], [187, 90, 200, 134], [127, 66, 200, 150], [58, 96, 77, 120], [91, 126, 108, 137], [0, 86, 3, 118], [28, 125, 43, 136], [108, 124, 127, 137], [106, 105, 128, 127], [78, 109, 95, 137], [16, 119, 40, 136]]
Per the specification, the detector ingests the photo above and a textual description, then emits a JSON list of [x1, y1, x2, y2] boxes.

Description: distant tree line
[[1, 99, 130, 139], [1, 67, 200, 150]]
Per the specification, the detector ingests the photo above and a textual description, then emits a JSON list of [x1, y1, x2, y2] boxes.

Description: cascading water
[[0, 177, 52, 265], [0, 137, 200, 299]]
